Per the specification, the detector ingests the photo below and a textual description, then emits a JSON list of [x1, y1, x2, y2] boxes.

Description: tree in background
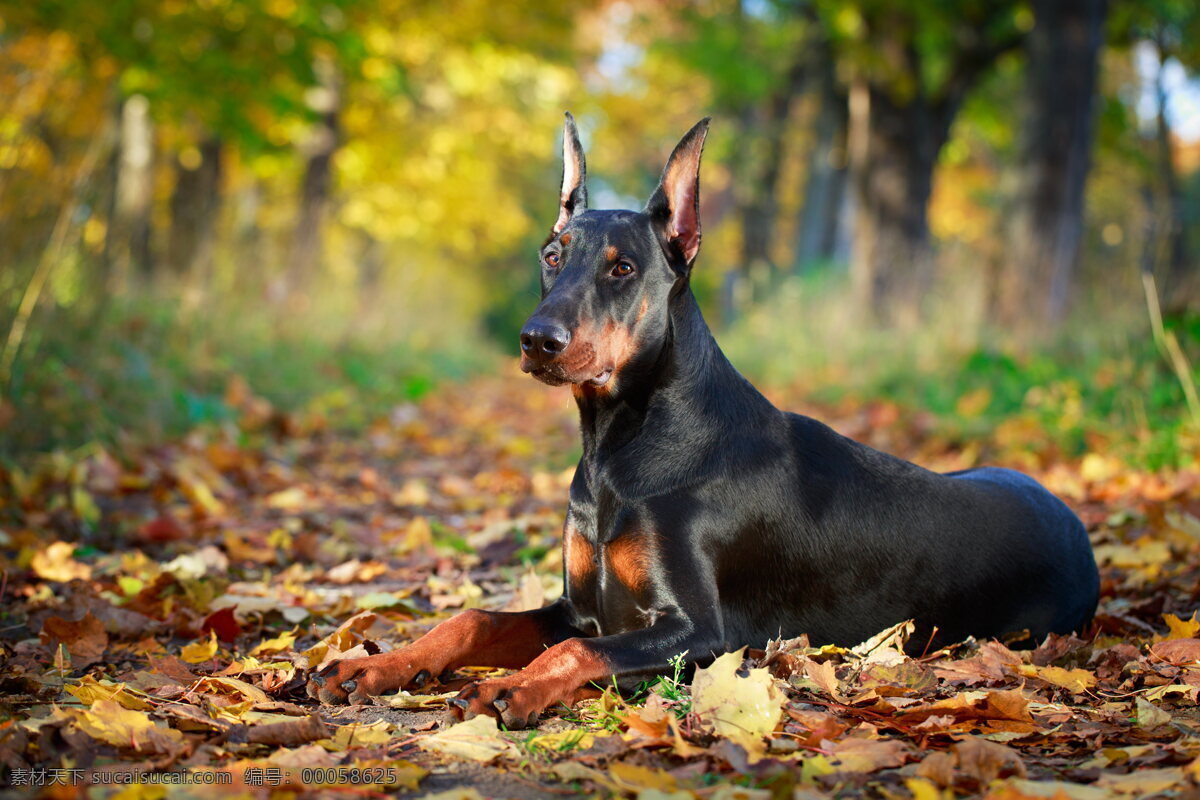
[[792, 12, 848, 273], [1112, 0, 1200, 314], [820, 0, 1026, 327], [998, 0, 1107, 336], [2, 0, 1200, 422]]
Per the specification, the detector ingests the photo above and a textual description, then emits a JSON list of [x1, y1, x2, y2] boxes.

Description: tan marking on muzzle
[[597, 320, 635, 373], [553, 317, 639, 392]]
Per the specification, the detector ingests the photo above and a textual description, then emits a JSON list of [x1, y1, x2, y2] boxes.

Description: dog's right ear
[[553, 112, 588, 234]]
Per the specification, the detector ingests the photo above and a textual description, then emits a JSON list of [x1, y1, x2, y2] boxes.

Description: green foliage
[[2, 291, 494, 456], [721, 270, 1200, 469], [0, 0, 369, 151], [0, 0, 1197, 468]]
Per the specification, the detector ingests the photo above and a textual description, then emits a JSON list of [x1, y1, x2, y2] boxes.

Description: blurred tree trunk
[[1149, 36, 1195, 313], [739, 60, 805, 273], [286, 58, 340, 301], [847, 6, 1023, 327], [848, 82, 948, 328], [105, 94, 155, 282], [997, 0, 1106, 334], [794, 35, 847, 270], [167, 136, 223, 283]]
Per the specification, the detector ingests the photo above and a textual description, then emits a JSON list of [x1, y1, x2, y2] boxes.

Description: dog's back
[[710, 412, 1099, 652]]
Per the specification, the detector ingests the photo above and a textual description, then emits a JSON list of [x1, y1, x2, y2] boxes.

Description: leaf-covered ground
[[2, 372, 1199, 799]]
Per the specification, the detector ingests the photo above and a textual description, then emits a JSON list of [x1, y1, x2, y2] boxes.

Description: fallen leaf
[[803, 658, 845, 701], [319, 720, 395, 751], [1134, 696, 1171, 729], [1093, 767, 1186, 795], [40, 612, 107, 667], [418, 715, 515, 762], [1019, 665, 1096, 694], [66, 676, 153, 711], [194, 675, 271, 705], [1163, 612, 1199, 639], [74, 700, 184, 754], [1151, 638, 1200, 665], [823, 737, 909, 773], [415, 791, 486, 800], [231, 715, 331, 746], [853, 619, 915, 663], [181, 630, 219, 664], [250, 628, 299, 656], [953, 736, 1026, 784], [691, 649, 785, 759], [933, 641, 1022, 684], [201, 607, 242, 643], [608, 761, 678, 792], [376, 691, 452, 709], [31, 541, 91, 582]]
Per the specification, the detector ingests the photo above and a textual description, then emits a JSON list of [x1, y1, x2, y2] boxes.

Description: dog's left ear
[[645, 118, 710, 268], [553, 112, 588, 234]]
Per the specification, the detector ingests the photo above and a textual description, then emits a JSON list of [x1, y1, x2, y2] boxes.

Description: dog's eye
[[611, 261, 635, 277], [544, 252, 560, 268]]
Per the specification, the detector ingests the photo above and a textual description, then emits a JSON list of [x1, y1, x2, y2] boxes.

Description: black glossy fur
[[520, 115, 1100, 674]]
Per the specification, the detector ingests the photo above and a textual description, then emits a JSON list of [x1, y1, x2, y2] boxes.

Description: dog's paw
[[306, 653, 433, 705], [447, 679, 542, 729]]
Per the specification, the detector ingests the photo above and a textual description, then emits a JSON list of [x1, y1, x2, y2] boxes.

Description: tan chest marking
[[565, 524, 596, 585], [605, 531, 658, 594]]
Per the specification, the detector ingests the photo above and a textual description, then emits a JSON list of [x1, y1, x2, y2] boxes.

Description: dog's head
[[519, 113, 709, 395]]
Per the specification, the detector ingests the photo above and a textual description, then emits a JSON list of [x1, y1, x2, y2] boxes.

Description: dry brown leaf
[[822, 737, 909, 773], [40, 612, 107, 667], [1151, 638, 1200, 665], [954, 736, 1027, 784]]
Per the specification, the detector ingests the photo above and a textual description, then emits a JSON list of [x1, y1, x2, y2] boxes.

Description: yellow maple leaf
[[320, 720, 396, 752], [608, 761, 679, 792], [180, 630, 219, 664], [194, 675, 270, 704], [30, 541, 91, 582], [416, 715, 514, 762], [250, 628, 299, 656], [74, 699, 183, 753], [691, 648, 785, 760], [1164, 612, 1200, 640], [1019, 664, 1096, 694], [66, 676, 153, 711]]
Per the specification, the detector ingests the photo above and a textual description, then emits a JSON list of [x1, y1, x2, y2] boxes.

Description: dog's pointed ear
[[553, 112, 588, 234], [645, 117, 710, 267]]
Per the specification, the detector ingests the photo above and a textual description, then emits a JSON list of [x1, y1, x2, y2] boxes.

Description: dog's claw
[[310, 674, 326, 686], [413, 669, 430, 689], [340, 679, 358, 694], [448, 697, 470, 711], [493, 698, 508, 713]]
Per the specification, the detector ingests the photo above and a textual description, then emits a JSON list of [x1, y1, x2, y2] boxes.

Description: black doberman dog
[[308, 115, 1100, 728]]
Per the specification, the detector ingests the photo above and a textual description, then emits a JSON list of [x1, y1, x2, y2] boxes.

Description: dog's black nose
[[520, 319, 571, 362]]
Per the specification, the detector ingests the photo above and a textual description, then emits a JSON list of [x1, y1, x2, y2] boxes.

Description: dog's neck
[[571, 288, 775, 461]]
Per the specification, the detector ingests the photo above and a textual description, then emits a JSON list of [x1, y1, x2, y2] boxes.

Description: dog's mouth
[[521, 357, 613, 387]]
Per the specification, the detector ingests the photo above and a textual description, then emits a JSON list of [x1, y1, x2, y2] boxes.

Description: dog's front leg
[[308, 600, 582, 704], [449, 614, 722, 729]]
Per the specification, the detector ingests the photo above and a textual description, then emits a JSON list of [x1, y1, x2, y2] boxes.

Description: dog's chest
[[561, 504, 663, 637]]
